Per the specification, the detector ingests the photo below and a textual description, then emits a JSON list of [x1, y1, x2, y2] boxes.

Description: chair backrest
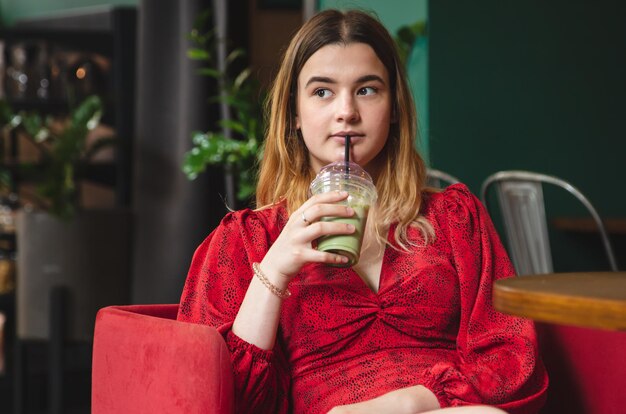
[[426, 168, 460, 188], [481, 170, 618, 275], [92, 304, 234, 414]]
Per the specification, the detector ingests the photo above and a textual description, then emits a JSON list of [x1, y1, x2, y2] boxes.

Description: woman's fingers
[[297, 192, 354, 227], [289, 245, 350, 266], [262, 191, 356, 278], [301, 204, 354, 227], [302, 219, 355, 239], [298, 190, 349, 213]]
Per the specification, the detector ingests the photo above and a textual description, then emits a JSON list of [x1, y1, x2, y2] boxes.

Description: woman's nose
[[336, 94, 359, 123]]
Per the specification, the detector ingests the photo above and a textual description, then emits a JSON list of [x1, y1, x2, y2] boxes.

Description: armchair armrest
[[92, 304, 234, 414]]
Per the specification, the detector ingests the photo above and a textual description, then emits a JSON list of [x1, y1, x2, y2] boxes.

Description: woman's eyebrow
[[305, 76, 335, 88], [357, 74, 385, 84], [304, 74, 386, 88]]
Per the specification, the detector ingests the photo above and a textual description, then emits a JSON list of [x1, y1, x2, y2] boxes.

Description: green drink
[[317, 205, 369, 267], [310, 162, 377, 267]]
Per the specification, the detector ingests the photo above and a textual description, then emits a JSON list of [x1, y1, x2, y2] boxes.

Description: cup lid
[[309, 161, 377, 200]]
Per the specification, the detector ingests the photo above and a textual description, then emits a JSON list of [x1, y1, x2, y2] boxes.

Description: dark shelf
[[3, 99, 118, 127], [0, 28, 114, 56], [0, 161, 117, 188], [0, 233, 16, 242], [1, 7, 136, 207], [81, 163, 117, 186], [1, 8, 136, 412]]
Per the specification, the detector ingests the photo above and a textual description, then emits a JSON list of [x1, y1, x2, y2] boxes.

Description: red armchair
[[91, 304, 234, 414]]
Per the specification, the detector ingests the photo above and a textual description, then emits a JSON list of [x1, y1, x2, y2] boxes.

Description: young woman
[[178, 9, 548, 414]]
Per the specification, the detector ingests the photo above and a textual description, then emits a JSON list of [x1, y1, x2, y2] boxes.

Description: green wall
[[430, 1, 626, 270], [318, 0, 430, 162], [0, 0, 137, 26], [429, 1, 626, 211]]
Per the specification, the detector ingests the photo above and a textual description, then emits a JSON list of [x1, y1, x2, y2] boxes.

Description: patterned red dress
[[178, 184, 548, 414]]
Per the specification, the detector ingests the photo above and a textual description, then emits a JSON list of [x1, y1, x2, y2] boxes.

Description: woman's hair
[[256, 9, 433, 249]]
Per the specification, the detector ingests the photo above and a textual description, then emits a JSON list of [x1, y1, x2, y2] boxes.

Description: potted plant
[[0, 96, 131, 341], [1, 95, 116, 217], [181, 10, 262, 208]]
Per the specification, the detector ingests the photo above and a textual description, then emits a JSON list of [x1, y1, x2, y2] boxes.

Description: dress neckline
[[348, 224, 394, 296]]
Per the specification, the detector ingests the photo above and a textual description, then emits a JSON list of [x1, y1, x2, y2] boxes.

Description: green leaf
[[72, 95, 103, 127], [0, 169, 12, 190], [197, 68, 221, 78], [191, 131, 209, 145], [394, 20, 427, 65], [397, 27, 417, 48], [188, 48, 211, 60], [34, 128, 51, 143], [226, 48, 246, 65], [0, 100, 14, 125], [218, 119, 247, 135], [233, 68, 252, 91], [21, 113, 44, 137]]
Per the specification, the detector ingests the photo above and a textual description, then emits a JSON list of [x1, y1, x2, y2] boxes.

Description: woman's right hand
[[259, 190, 356, 287], [233, 190, 356, 350]]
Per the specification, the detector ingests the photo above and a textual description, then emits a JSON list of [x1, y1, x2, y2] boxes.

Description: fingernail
[[347, 224, 355, 231], [346, 206, 354, 215]]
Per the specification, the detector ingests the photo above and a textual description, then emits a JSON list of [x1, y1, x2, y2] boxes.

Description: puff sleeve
[[177, 208, 291, 414], [421, 185, 548, 413]]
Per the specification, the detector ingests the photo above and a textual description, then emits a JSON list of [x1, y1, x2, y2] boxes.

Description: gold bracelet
[[252, 262, 291, 299]]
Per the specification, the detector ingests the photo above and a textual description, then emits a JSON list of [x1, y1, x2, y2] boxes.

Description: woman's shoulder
[[220, 201, 288, 241], [424, 182, 477, 206], [422, 183, 482, 221]]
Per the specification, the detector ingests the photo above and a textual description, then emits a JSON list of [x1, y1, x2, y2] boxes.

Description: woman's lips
[[329, 134, 363, 144]]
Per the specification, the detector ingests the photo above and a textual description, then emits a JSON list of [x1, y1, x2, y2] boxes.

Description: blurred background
[[0, 0, 624, 412]]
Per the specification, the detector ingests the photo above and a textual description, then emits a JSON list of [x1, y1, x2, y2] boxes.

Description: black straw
[[344, 135, 351, 175]]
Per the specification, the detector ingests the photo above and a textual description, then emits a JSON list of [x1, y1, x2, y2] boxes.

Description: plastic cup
[[309, 161, 378, 267]]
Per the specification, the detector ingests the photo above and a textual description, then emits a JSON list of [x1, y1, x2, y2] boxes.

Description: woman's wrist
[[258, 260, 292, 291], [232, 261, 288, 351], [252, 262, 291, 299]]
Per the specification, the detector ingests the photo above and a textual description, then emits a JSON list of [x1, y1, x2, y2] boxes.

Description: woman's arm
[[179, 190, 358, 413], [419, 185, 548, 413], [233, 190, 355, 350]]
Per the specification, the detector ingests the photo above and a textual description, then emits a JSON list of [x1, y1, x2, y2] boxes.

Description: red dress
[[178, 184, 548, 414]]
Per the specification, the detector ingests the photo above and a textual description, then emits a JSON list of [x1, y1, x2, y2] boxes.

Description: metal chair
[[480, 170, 618, 275], [426, 168, 460, 188]]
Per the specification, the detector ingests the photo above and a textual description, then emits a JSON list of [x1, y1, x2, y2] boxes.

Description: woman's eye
[[357, 86, 377, 96], [314, 88, 332, 98]]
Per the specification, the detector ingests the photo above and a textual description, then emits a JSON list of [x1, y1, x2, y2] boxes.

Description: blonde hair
[[256, 9, 433, 249]]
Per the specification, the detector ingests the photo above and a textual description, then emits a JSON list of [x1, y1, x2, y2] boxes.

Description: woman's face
[[295, 42, 392, 174]]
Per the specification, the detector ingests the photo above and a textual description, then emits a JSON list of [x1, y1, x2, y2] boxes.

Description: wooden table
[[493, 272, 626, 331], [552, 217, 626, 235]]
